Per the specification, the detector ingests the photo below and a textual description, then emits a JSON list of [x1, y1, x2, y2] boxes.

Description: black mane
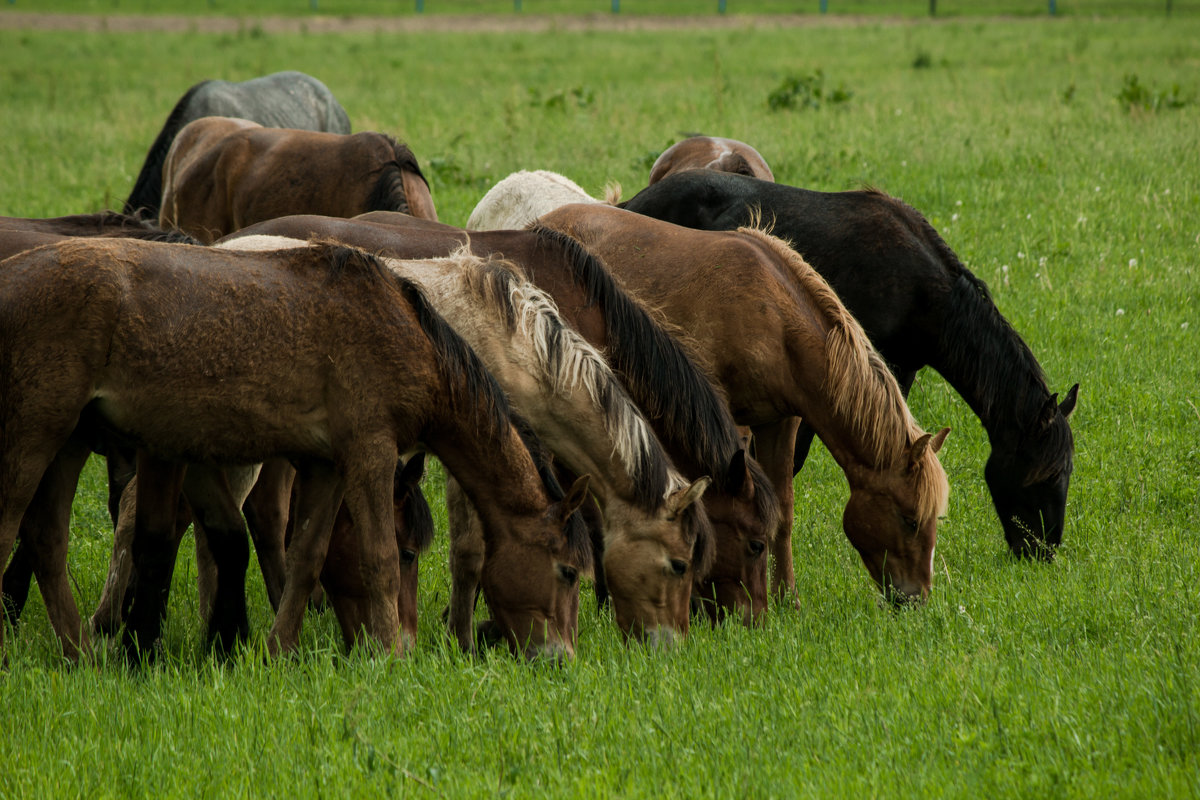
[[365, 136, 431, 215]]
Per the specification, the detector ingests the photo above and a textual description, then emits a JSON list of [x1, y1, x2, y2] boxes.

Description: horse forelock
[[456, 252, 674, 511], [527, 224, 746, 486]]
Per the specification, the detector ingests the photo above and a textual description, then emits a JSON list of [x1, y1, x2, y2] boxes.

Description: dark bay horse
[[0, 238, 588, 661], [223, 213, 781, 627], [124, 71, 352, 217], [648, 136, 775, 185], [618, 170, 1078, 559], [159, 117, 437, 243]]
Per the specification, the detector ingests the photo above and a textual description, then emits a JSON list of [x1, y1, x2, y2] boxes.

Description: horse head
[[601, 477, 712, 647], [985, 383, 1078, 561], [842, 428, 950, 604], [692, 448, 778, 627]]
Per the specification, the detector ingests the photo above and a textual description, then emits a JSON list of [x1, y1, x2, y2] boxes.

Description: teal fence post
[[612, 0, 619, 12], [819, 0, 827, 11], [515, 0, 521, 9], [1049, 0, 1056, 13], [416, 0, 424, 11], [718, 0, 726, 12], [929, 0, 936, 15]]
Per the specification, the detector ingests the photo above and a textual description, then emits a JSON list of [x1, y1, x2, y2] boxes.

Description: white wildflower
[[1129, 258, 1138, 268], [1116, 308, 1126, 316]]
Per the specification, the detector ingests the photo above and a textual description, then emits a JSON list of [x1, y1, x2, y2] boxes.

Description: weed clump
[[768, 69, 853, 111]]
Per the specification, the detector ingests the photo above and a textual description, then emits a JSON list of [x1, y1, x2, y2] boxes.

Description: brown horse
[[470, 179, 950, 604], [0, 237, 588, 661], [223, 213, 781, 627], [648, 136, 775, 185], [158, 117, 437, 243]]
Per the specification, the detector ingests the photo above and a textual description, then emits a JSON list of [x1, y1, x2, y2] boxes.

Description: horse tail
[[123, 81, 212, 218], [365, 137, 433, 218], [527, 224, 746, 492]]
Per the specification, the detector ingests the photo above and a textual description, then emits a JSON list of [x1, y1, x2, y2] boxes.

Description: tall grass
[[0, 15, 1198, 797]]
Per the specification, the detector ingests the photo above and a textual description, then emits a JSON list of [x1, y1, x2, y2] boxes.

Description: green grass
[[1, 14, 1199, 798], [4, 0, 1197, 18]]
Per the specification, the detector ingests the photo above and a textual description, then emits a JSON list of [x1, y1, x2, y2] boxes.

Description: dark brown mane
[[365, 135, 431, 215]]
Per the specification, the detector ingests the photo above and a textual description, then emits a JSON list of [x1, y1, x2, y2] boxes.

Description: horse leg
[[185, 464, 259, 653], [267, 461, 343, 657], [791, 422, 817, 477], [241, 458, 294, 611], [752, 417, 802, 606], [22, 436, 95, 662], [121, 454, 188, 662], [1, 538, 35, 628], [91, 475, 191, 636], [335, 451, 402, 654], [445, 475, 485, 654], [103, 443, 137, 530]]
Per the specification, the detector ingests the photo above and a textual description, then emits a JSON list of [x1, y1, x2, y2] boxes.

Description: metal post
[[1048, 0, 1056, 14], [718, 0, 726, 12], [309, 0, 317, 9], [612, 0, 619, 12], [929, 0, 936, 15], [416, 0, 424, 12], [819, 0, 827, 12], [515, 0, 521, 9]]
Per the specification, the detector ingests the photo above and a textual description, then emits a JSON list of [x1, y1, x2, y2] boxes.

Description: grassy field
[[1, 12, 1198, 798]]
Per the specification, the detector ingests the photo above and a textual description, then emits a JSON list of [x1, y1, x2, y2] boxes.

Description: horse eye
[[668, 558, 689, 577], [399, 548, 418, 566], [747, 539, 766, 558], [901, 516, 919, 533], [557, 564, 579, 586]]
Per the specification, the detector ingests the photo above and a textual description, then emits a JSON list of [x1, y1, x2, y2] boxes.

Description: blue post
[[819, 0, 827, 11], [515, 0, 521, 9], [612, 0, 619, 12], [718, 0, 726, 12], [416, 0, 424, 12], [1048, 0, 1056, 14]]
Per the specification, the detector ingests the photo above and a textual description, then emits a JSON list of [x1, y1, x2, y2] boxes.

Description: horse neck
[[930, 271, 1054, 445], [389, 257, 673, 512], [426, 418, 549, 523]]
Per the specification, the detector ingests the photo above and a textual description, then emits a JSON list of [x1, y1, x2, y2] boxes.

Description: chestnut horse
[[0, 238, 588, 661], [648, 136, 774, 185], [468, 174, 951, 603], [124, 71, 351, 217], [223, 213, 781, 626], [221, 233, 712, 646], [619, 170, 1078, 559], [159, 117, 437, 243]]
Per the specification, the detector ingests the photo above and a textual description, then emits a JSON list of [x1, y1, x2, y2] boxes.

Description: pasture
[[0, 11, 1198, 797]]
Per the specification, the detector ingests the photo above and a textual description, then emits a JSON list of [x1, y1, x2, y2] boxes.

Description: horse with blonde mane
[[222, 232, 712, 646], [223, 212, 781, 626], [0, 237, 587, 661], [468, 173, 951, 604]]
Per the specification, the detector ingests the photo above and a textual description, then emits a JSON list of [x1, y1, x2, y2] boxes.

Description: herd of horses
[[0, 70, 1078, 663]]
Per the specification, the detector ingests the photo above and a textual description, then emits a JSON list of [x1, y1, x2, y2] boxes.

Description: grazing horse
[[618, 170, 1078, 559], [159, 117, 437, 243], [124, 71, 352, 217], [221, 233, 712, 646], [0, 238, 588, 661], [223, 213, 781, 626], [469, 175, 951, 603], [648, 136, 775, 185]]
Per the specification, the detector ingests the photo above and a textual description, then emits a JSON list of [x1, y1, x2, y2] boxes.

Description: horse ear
[[668, 476, 712, 519], [908, 428, 950, 471], [1036, 393, 1061, 432], [561, 474, 592, 520], [724, 449, 751, 497], [1059, 383, 1080, 420], [396, 452, 426, 489]]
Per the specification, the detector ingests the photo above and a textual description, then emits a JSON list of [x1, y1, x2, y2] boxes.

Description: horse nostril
[[747, 539, 766, 557], [669, 558, 688, 577]]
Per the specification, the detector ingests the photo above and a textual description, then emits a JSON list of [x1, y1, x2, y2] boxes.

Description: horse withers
[[158, 117, 437, 243], [0, 237, 587, 661]]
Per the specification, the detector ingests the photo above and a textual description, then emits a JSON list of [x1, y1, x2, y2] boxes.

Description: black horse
[[124, 71, 352, 217], [619, 169, 1078, 560]]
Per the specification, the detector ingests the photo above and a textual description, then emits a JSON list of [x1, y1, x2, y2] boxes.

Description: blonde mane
[[417, 247, 686, 508], [736, 227, 950, 522]]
